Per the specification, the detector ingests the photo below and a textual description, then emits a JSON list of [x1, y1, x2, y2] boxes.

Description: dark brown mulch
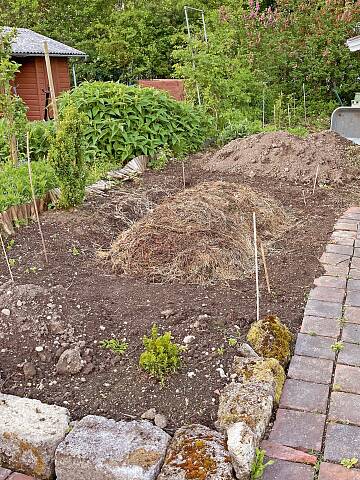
[[0, 153, 358, 431]]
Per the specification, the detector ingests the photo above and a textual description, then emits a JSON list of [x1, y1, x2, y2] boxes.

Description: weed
[[228, 337, 238, 347], [338, 316, 347, 327], [216, 346, 225, 356], [6, 239, 14, 251], [8, 258, 16, 267], [333, 383, 342, 392], [251, 448, 274, 479], [308, 331, 317, 336], [139, 324, 182, 384], [331, 341, 344, 353], [340, 458, 358, 469], [100, 338, 128, 355], [70, 246, 81, 256], [25, 266, 37, 274]]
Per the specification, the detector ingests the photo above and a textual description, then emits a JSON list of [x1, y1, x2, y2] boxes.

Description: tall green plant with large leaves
[[48, 104, 86, 208]]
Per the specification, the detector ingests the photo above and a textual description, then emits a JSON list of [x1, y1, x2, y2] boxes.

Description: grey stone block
[[55, 415, 171, 480]]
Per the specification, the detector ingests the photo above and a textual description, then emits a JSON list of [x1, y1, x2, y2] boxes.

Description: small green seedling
[[331, 341, 344, 353], [338, 316, 347, 327], [6, 239, 15, 251], [100, 339, 128, 355], [251, 448, 274, 479], [333, 383, 342, 392], [228, 337, 238, 347], [216, 346, 225, 356], [25, 266, 38, 274], [70, 246, 81, 256], [340, 458, 358, 469], [139, 324, 182, 384], [8, 258, 16, 267], [308, 330, 317, 336]]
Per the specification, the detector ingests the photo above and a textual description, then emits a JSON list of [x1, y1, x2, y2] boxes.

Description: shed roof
[[346, 35, 360, 52], [2, 27, 86, 58]]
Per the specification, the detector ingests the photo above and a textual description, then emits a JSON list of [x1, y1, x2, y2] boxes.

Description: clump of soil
[[110, 181, 289, 284], [204, 130, 360, 183]]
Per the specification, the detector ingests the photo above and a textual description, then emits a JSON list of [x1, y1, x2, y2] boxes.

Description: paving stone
[[269, 409, 326, 451], [7, 475, 37, 480], [262, 459, 314, 480], [304, 300, 342, 319], [157, 424, 235, 480], [324, 265, 350, 277], [346, 290, 360, 307], [330, 237, 355, 247], [348, 280, 360, 292], [356, 239, 360, 248], [0, 468, 11, 480], [0, 393, 70, 480], [329, 392, 360, 426], [334, 364, 360, 394], [344, 306, 360, 323], [300, 316, 340, 338], [343, 207, 360, 215], [55, 415, 171, 480], [287, 355, 333, 384], [320, 252, 351, 266], [342, 323, 360, 344], [318, 462, 360, 479], [308, 287, 345, 303], [354, 248, 360, 258], [279, 379, 329, 414], [314, 276, 347, 289], [352, 257, 360, 269], [294, 334, 335, 360], [334, 222, 358, 231], [337, 217, 359, 224], [261, 441, 317, 465], [349, 268, 360, 280], [338, 342, 360, 367], [326, 244, 354, 255], [324, 423, 360, 463], [331, 230, 357, 239]]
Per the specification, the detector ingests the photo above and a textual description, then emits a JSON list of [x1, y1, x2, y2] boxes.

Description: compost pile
[[204, 131, 360, 183], [110, 181, 289, 284]]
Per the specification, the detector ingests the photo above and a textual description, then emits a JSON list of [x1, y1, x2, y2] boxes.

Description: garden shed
[[5, 27, 86, 121]]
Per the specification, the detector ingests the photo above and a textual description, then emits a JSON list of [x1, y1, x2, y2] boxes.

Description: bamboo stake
[[302, 190, 307, 206], [313, 165, 320, 195], [43, 41, 58, 122], [260, 241, 271, 294], [303, 83, 307, 123], [253, 212, 260, 322], [262, 88, 265, 128], [0, 232, 14, 283], [26, 132, 48, 263], [182, 161, 186, 190], [287, 103, 291, 127]]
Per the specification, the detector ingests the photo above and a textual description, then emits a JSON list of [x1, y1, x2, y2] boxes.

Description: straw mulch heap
[[110, 181, 289, 284]]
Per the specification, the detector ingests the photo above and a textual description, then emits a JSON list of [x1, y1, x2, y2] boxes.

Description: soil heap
[[204, 130, 360, 183], [110, 181, 289, 284]]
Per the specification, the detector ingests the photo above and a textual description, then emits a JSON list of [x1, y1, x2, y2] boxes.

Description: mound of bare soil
[[204, 130, 360, 183], [110, 181, 289, 284]]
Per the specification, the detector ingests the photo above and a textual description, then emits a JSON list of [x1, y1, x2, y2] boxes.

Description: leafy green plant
[[100, 338, 128, 355], [6, 239, 15, 251], [216, 346, 225, 356], [228, 338, 238, 347], [331, 341, 344, 353], [340, 458, 358, 469], [70, 246, 81, 256], [48, 103, 86, 208], [251, 448, 274, 479], [139, 324, 182, 383]]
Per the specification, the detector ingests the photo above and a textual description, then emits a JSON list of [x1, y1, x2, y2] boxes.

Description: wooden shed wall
[[14, 57, 71, 121], [138, 79, 185, 101]]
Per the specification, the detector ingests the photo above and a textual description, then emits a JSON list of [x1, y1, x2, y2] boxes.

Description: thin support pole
[[184, 6, 202, 105], [72, 63, 77, 88], [287, 103, 291, 127], [182, 161, 186, 190], [302, 190, 307, 206], [303, 83, 307, 123], [262, 89, 265, 128], [43, 41, 59, 122], [0, 232, 14, 283], [260, 241, 271, 294], [253, 212, 260, 322], [26, 133, 48, 263], [313, 165, 320, 195]]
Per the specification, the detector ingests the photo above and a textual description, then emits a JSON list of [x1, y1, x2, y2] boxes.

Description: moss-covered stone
[[246, 315, 293, 366], [232, 356, 285, 404]]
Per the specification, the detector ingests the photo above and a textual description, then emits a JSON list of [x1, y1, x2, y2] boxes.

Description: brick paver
[[264, 208, 360, 480], [262, 459, 314, 480], [8, 475, 37, 480], [279, 379, 329, 414], [287, 355, 333, 384], [319, 463, 360, 479], [0, 468, 11, 480], [261, 440, 317, 465], [300, 315, 340, 338], [269, 409, 326, 451], [334, 364, 360, 394]]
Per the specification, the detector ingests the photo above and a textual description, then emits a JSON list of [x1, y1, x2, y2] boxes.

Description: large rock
[[157, 424, 235, 480], [56, 348, 84, 375], [246, 315, 293, 366], [55, 415, 171, 480], [227, 422, 257, 480], [0, 393, 70, 479], [231, 356, 285, 404], [216, 382, 273, 438]]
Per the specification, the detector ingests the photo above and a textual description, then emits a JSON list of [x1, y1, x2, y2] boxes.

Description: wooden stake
[[182, 161, 186, 190], [303, 83, 307, 123], [253, 212, 260, 322], [43, 41, 58, 122], [0, 232, 14, 283], [260, 241, 271, 294], [287, 103, 291, 127], [302, 190, 307, 206], [26, 133, 48, 263], [313, 165, 320, 195], [262, 88, 265, 128]]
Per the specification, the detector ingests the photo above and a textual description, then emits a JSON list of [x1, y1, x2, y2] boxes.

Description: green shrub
[[58, 82, 211, 168], [139, 324, 182, 384], [100, 339, 128, 355], [28, 120, 55, 161], [48, 104, 86, 208], [0, 160, 56, 212]]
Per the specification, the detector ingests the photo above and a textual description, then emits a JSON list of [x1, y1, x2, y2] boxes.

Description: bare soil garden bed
[[0, 148, 358, 431]]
